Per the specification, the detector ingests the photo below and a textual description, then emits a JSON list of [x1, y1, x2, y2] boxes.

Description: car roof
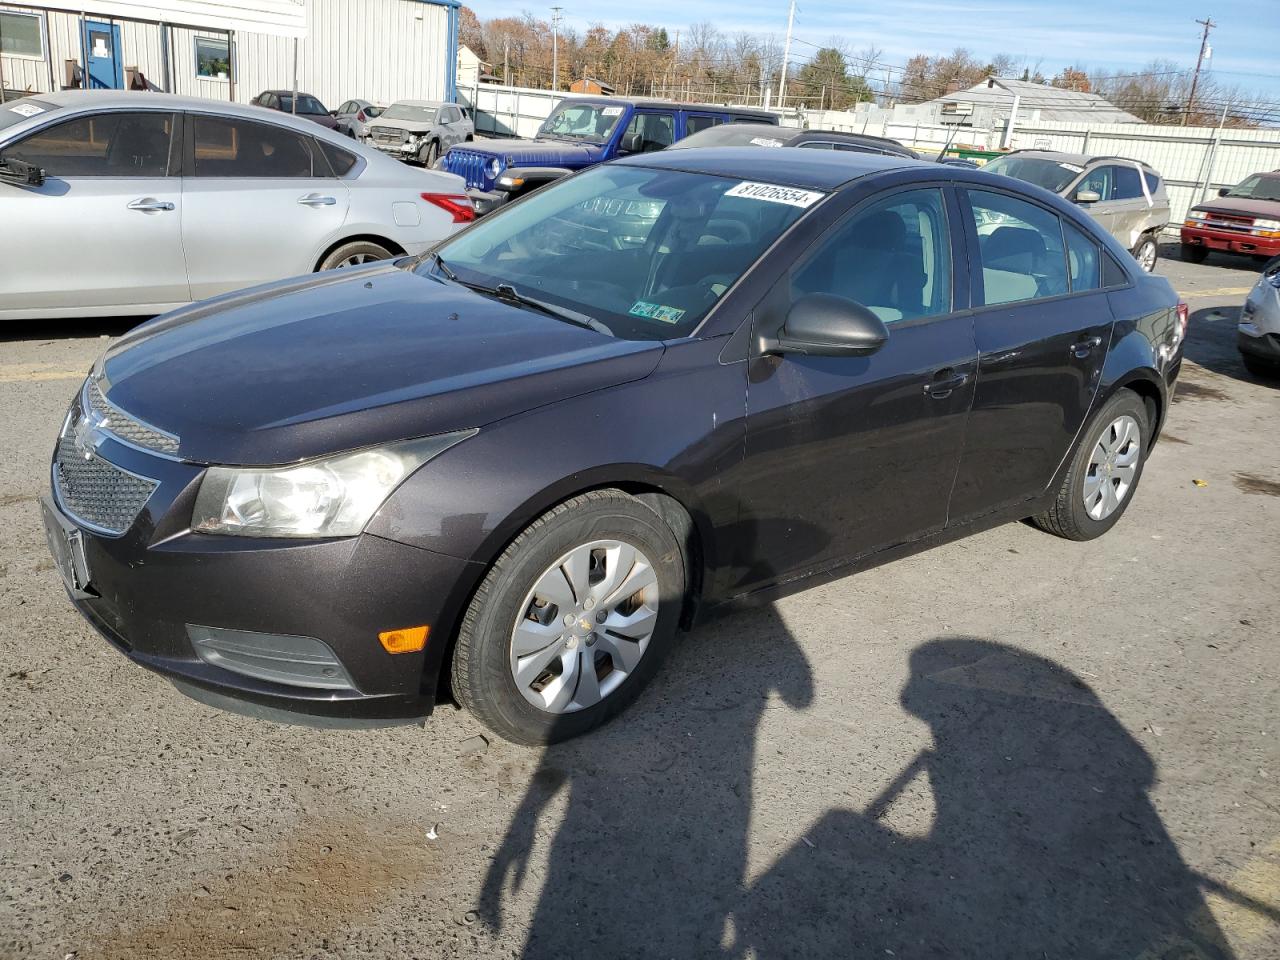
[[616, 146, 918, 190], [1001, 149, 1157, 171], [261, 89, 321, 97], [388, 99, 449, 108], [562, 96, 775, 119]]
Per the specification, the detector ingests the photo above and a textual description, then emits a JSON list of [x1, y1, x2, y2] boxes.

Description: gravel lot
[[1, 250, 1278, 959]]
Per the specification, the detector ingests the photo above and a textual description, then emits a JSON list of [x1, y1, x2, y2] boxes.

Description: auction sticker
[[629, 301, 686, 324], [601, 106, 623, 116], [725, 181, 824, 208], [8, 103, 45, 118], [749, 137, 785, 147]]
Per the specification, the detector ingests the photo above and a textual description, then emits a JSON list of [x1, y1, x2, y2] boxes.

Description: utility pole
[[1184, 16, 1215, 125], [778, 0, 796, 109], [503, 38, 510, 86], [550, 6, 563, 92]]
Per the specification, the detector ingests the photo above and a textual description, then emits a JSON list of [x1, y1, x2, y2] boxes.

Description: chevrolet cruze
[[43, 149, 1185, 744]]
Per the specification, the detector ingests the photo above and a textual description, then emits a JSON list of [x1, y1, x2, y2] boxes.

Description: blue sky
[[463, 0, 1280, 99]]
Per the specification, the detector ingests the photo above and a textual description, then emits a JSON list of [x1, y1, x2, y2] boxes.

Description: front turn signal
[[379, 625, 429, 654]]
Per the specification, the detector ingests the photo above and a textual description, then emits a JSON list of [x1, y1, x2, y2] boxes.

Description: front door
[[947, 187, 1112, 520], [734, 186, 977, 592], [180, 113, 350, 299], [83, 20, 123, 90]]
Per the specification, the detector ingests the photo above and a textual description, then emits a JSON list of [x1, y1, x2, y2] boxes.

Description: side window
[[968, 189, 1069, 305], [193, 116, 320, 178], [1075, 165, 1112, 200], [685, 115, 721, 135], [623, 112, 674, 152], [336, 101, 352, 115], [3, 112, 173, 177], [793, 188, 952, 324], [1112, 165, 1144, 200], [797, 140, 835, 150], [1063, 221, 1101, 292], [318, 139, 357, 176]]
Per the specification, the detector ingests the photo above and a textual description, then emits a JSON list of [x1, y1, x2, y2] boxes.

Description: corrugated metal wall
[[1, 0, 448, 107]]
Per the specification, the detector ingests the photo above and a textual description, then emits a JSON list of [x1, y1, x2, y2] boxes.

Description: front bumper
[[1238, 327, 1280, 362], [43, 432, 481, 725], [368, 139, 422, 160], [1181, 226, 1280, 258]]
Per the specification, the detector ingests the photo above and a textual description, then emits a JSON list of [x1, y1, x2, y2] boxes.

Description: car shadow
[[1182, 304, 1277, 387], [480, 630, 1256, 958], [0, 316, 150, 343], [1158, 242, 1273, 274]]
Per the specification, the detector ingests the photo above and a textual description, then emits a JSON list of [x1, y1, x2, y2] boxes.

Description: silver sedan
[[1239, 255, 1280, 378], [0, 91, 475, 320]]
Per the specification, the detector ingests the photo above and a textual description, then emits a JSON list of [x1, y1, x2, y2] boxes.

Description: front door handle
[[126, 197, 174, 212], [298, 194, 337, 206], [1071, 335, 1103, 358], [924, 371, 969, 400]]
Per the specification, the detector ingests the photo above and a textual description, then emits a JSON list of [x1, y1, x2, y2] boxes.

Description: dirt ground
[[1, 248, 1277, 959]]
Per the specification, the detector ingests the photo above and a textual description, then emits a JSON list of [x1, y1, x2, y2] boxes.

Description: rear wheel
[[1032, 390, 1149, 541], [1132, 234, 1158, 272], [451, 490, 686, 745], [1181, 243, 1209, 264], [317, 240, 393, 271]]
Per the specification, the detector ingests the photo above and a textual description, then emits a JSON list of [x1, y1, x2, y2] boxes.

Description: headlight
[[1252, 218, 1280, 237], [485, 157, 502, 179], [192, 431, 475, 538], [1186, 210, 1208, 222]]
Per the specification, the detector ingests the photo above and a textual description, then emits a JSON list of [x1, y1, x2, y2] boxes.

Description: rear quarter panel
[[1100, 275, 1182, 441]]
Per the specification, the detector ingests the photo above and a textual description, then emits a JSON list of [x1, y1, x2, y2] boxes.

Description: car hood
[[371, 117, 437, 133], [464, 138, 601, 166], [1190, 197, 1280, 220], [99, 264, 663, 466]]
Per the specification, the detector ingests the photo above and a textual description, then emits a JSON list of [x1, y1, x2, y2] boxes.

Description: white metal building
[[0, 0, 460, 109]]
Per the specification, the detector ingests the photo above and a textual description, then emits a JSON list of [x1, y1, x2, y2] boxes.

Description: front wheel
[[451, 490, 686, 745], [1181, 243, 1209, 264], [317, 240, 393, 270], [1032, 390, 1150, 541], [419, 140, 440, 166], [1132, 235, 1158, 273]]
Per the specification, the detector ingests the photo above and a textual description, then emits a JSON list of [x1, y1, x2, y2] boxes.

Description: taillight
[[357, 109, 366, 121], [422, 192, 475, 223], [1176, 302, 1189, 340]]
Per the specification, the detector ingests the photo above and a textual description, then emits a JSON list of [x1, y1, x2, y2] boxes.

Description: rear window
[[0, 97, 59, 133]]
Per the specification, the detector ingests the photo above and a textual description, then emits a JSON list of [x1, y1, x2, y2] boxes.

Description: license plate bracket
[[41, 497, 94, 598]]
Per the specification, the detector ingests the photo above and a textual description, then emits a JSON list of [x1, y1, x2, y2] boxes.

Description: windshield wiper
[[492, 283, 614, 336], [427, 250, 458, 281]]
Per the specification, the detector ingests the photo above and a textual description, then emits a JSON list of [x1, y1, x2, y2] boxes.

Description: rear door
[[1107, 163, 1156, 249], [682, 113, 722, 139], [180, 113, 350, 298], [947, 187, 1113, 520], [735, 185, 977, 589], [0, 109, 188, 312]]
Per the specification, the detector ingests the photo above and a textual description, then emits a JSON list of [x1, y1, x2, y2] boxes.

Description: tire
[[1181, 243, 1209, 264], [1242, 353, 1280, 379], [316, 240, 393, 271], [451, 489, 686, 745], [419, 140, 439, 166], [1132, 234, 1158, 273], [1032, 390, 1150, 541]]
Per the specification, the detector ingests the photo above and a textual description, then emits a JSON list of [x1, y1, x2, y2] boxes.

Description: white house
[[0, 0, 461, 109]]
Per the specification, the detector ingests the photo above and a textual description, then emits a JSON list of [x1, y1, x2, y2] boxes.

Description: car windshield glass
[[984, 156, 1081, 194], [382, 103, 438, 123], [279, 95, 326, 115], [536, 102, 624, 143], [1225, 175, 1280, 202], [0, 97, 59, 133], [422, 165, 821, 340]]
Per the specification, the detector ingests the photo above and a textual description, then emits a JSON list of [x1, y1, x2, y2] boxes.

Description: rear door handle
[[126, 197, 174, 212], [1071, 335, 1103, 358], [298, 194, 337, 206], [924, 371, 969, 400]]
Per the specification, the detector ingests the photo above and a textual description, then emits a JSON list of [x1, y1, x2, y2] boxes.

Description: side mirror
[[329, 110, 338, 117], [1218, 186, 1229, 197], [621, 132, 644, 153], [0, 156, 44, 187], [1075, 189, 1101, 203], [764, 294, 889, 358]]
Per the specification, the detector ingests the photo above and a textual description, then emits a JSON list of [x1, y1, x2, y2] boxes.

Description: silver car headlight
[[192, 431, 475, 538]]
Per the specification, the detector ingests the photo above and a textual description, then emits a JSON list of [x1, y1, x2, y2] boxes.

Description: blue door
[[82, 20, 123, 89]]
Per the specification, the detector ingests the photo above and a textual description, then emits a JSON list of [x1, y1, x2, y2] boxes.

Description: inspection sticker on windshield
[[629, 301, 686, 324], [1058, 162, 1084, 173], [725, 181, 824, 208], [749, 137, 785, 147], [601, 106, 623, 116], [8, 103, 45, 118]]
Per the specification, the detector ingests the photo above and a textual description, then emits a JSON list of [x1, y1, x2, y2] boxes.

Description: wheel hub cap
[[1083, 414, 1141, 520]]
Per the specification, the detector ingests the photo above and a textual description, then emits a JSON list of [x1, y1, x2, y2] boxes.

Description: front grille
[[1199, 214, 1255, 233], [370, 125, 409, 144], [85, 378, 179, 456], [442, 149, 494, 190], [53, 429, 158, 535]]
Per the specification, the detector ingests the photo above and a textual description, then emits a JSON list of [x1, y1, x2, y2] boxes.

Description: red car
[[250, 90, 339, 130], [1181, 170, 1280, 263]]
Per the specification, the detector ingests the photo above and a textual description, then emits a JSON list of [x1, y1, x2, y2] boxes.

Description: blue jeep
[[440, 98, 778, 214]]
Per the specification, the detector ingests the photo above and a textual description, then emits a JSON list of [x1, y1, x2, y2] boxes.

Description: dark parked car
[[44, 149, 1185, 744], [669, 122, 918, 159], [439, 98, 777, 213], [250, 90, 338, 130], [1181, 170, 1280, 264]]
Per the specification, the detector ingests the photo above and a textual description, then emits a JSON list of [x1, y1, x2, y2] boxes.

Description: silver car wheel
[[336, 253, 379, 267], [1136, 241, 1157, 272], [1083, 414, 1141, 520], [509, 539, 659, 714]]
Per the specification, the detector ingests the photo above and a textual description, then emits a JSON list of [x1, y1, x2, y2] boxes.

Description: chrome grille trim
[[53, 423, 159, 536], [85, 378, 181, 457]]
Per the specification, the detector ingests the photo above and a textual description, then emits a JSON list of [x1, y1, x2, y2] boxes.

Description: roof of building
[[937, 78, 1144, 125]]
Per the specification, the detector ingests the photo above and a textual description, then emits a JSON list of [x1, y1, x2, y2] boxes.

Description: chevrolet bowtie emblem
[[73, 409, 108, 461]]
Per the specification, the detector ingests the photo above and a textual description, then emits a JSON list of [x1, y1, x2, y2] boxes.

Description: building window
[[194, 36, 230, 80], [0, 11, 44, 59]]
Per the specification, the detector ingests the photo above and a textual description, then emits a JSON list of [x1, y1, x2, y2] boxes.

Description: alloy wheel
[[509, 539, 659, 714], [1137, 242, 1157, 272], [1083, 414, 1141, 520], [337, 253, 380, 267]]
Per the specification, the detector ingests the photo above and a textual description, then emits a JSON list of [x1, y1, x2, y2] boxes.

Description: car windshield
[[984, 156, 1082, 194], [536, 102, 624, 143], [1224, 174, 1280, 202], [423, 165, 822, 340], [280, 95, 327, 115], [0, 97, 59, 133], [382, 103, 438, 123]]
